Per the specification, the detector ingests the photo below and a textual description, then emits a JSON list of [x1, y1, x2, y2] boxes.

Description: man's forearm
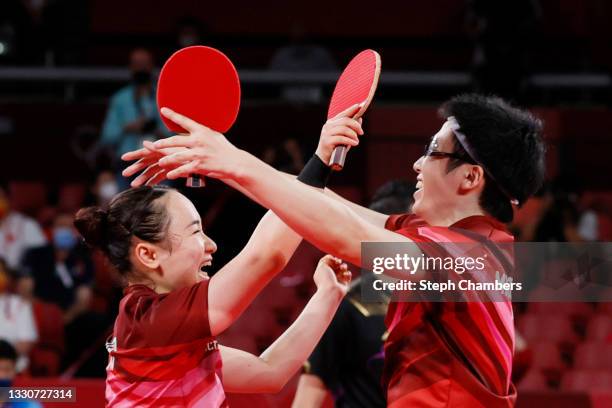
[[233, 151, 403, 266], [279, 171, 390, 228]]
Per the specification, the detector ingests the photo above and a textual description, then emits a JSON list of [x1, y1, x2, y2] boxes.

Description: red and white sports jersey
[[383, 214, 517, 408], [105, 279, 228, 407]]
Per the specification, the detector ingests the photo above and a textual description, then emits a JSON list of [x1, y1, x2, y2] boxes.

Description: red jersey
[[383, 214, 517, 407], [105, 279, 228, 407]]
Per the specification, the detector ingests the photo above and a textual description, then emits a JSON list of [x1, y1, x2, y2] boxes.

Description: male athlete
[[133, 94, 545, 406]]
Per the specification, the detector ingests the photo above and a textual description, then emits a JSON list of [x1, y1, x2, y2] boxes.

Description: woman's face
[[154, 191, 217, 290]]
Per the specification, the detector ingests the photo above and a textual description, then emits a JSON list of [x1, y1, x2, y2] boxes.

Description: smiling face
[[137, 191, 217, 292], [411, 120, 484, 225]]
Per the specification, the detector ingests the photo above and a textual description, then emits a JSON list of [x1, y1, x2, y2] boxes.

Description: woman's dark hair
[[439, 94, 546, 223], [74, 186, 173, 275]]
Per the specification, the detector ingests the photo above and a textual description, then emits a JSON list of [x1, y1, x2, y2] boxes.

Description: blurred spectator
[[91, 170, 120, 207], [534, 188, 583, 242], [100, 48, 168, 184], [21, 212, 93, 322], [577, 209, 598, 241], [291, 180, 412, 408], [0, 259, 38, 373], [269, 24, 337, 104], [174, 16, 205, 49], [0, 340, 42, 407], [466, 0, 540, 102], [0, 185, 47, 270], [368, 180, 415, 215]]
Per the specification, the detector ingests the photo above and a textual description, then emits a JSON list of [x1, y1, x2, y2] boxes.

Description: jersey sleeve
[[122, 279, 213, 347]]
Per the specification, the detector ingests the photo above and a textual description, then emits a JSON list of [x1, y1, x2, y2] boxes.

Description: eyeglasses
[[423, 143, 475, 163]]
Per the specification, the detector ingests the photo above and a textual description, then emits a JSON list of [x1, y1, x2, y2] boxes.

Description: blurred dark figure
[[0, 340, 42, 407], [466, 0, 541, 102], [22, 212, 108, 375], [262, 138, 306, 174], [269, 24, 337, 104], [0, 184, 47, 270], [90, 170, 120, 207], [0, 258, 38, 374], [21, 213, 93, 318], [174, 16, 206, 50], [533, 185, 583, 242], [291, 180, 413, 408], [368, 180, 415, 215], [100, 48, 169, 186]]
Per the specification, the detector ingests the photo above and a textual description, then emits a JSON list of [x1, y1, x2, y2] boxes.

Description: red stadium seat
[[527, 302, 594, 319], [518, 314, 579, 344], [561, 370, 612, 392], [30, 301, 65, 376], [58, 183, 87, 213], [573, 342, 612, 369], [586, 314, 612, 341], [529, 341, 564, 370], [8, 181, 47, 216], [517, 370, 549, 391], [32, 301, 65, 353], [596, 302, 612, 314]]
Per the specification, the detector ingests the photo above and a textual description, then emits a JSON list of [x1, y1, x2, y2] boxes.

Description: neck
[[423, 202, 486, 227], [128, 274, 171, 294]]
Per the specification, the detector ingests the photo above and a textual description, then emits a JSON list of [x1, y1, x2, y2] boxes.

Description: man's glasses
[[423, 143, 475, 164]]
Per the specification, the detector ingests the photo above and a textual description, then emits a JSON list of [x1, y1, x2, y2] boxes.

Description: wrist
[[297, 154, 331, 188], [314, 148, 329, 165], [315, 285, 344, 302], [231, 149, 254, 183]]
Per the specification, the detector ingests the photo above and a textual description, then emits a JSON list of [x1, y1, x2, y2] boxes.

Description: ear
[[133, 242, 162, 270], [460, 165, 485, 193]]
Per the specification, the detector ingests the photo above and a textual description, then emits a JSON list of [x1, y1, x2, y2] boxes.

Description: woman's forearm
[[259, 288, 343, 389]]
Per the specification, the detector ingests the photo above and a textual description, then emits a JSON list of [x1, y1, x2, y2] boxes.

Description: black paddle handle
[[186, 174, 205, 188]]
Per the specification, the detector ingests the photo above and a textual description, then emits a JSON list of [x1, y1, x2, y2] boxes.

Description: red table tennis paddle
[[157, 46, 241, 187], [327, 49, 381, 171]]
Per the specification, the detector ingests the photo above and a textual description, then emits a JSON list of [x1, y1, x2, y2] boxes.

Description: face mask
[[0, 378, 12, 387], [53, 227, 77, 251], [98, 181, 119, 202], [132, 70, 152, 85]]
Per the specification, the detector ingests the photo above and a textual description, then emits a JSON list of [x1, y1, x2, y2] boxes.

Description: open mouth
[[415, 178, 423, 192], [198, 259, 212, 280]]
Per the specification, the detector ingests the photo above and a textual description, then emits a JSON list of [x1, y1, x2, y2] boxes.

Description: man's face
[[411, 120, 470, 222]]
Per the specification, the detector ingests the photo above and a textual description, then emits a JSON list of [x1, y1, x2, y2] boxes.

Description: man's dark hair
[[439, 94, 546, 223], [0, 340, 17, 363]]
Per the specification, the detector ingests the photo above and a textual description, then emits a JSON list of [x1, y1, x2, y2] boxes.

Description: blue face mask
[[53, 227, 77, 251]]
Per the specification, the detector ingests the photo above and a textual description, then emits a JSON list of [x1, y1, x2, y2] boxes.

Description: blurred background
[[1, 0, 612, 406]]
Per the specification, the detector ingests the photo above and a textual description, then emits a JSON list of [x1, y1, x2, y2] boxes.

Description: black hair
[[369, 180, 415, 215], [0, 340, 17, 362], [74, 186, 173, 275], [439, 94, 546, 223]]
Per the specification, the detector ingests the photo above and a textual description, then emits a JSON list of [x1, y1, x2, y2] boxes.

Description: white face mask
[[99, 181, 119, 202]]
